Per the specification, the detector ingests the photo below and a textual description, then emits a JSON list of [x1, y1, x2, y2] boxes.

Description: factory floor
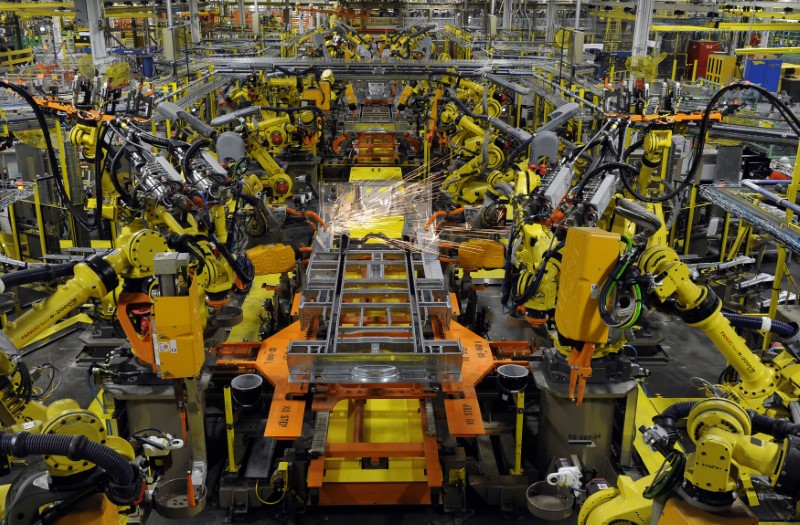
[[2, 278, 745, 525]]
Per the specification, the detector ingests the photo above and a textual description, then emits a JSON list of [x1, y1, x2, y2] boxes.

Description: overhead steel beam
[[209, 57, 555, 79], [652, 22, 800, 31]]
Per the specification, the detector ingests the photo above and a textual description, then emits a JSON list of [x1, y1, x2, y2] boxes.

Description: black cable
[[512, 239, 564, 306], [182, 139, 210, 181], [597, 247, 638, 328], [643, 449, 685, 499], [573, 161, 638, 199], [615, 162, 659, 202], [0, 80, 95, 230], [124, 120, 176, 149], [623, 138, 644, 162], [0, 261, 77, 290], [500, 219, 527, 310], [503, 134, 534, 169], [93, 122, 110, 231], [227, 180, 244, 251], [626, 82, 800, 203], [0, 431, 142, 505], [108, 140, 135, 206]]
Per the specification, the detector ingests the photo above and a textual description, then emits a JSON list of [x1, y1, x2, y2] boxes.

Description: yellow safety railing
[[0, 48, 33, 69]]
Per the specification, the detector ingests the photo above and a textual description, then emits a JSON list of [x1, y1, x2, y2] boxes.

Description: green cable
[[620, 235, 632, 252], [620, 284, 643, 330], [600, 235, 640, 329], [643, 451, 685, 499]]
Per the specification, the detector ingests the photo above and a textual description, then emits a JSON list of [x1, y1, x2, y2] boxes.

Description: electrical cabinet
[[706, 53, 736, 85], [686, 40, 719, 79], [743, 58, 782, 93]]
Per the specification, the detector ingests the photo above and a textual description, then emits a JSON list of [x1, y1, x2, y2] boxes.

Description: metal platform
[[207, 57, 555, 80], [701, 183, 800, 254], [153, 76, 230, 117], [287, 235, 462, 384], [0, 180, 34, 209]]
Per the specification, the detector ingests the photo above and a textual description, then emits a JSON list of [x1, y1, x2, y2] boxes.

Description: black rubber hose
[[722, 313, 799, 339], [623, 138, 645, 162], [260, 105, 325, 116], [503, 135, 534, 169], [0, 432, 142, 505], [182, 139, 211, 182], [215, 237, 253, 286], [444, 96, 488, 122], [274, 65, 315, 77], [0, 262, 77, 292], [513, 240, 564, 306], [134, 131, 171, 149], [108, 143, 135, 206], [747, 411, 800, 439], [627, 82, 800, 203], [118, 121, 174, 149], [93, 123, 110, 231], [653, 400, 698, 445], [615, 161, 665, 202], [570, 136, 606, 163]]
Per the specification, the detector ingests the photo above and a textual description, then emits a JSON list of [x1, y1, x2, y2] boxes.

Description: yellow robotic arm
[[581, 397, 800, 524], [638, 244, 777, 402], [3, 229, 168, 349]]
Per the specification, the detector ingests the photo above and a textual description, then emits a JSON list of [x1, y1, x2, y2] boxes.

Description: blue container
[[141, 56, 154, 78]]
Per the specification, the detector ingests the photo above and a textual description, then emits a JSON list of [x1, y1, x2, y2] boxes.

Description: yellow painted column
[[32, 182, 46, 258], [512, 391, 524, 475], [765, 140, 800, 347], [224, 386, 239, 473]]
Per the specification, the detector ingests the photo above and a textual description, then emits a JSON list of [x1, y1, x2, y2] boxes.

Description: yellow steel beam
[[653, 22, 800, 31], [589, 11, 637, 21], [4, 9, 74, 17], [103, 7, 156, 17], [735, 46, 800, 55], [590, 10, 697, 20], [0, 1, 73, 8], [722, 21, 800, 29], [720, 10, 800, 20]]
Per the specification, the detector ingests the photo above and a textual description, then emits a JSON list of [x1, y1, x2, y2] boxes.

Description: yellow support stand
[[224, 386, 239, 473], [719, 213, 731, 262], [32, 182, 46, 258], [512, 391, 525, 475], [765, 141, 800, 348], [683, 184, 698, 255]]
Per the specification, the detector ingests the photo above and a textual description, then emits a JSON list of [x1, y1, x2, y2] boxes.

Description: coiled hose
[[653, 401, 697, 442], [722, 313, 800, 341], [0, 262, 77, 294], [0, 432, 142, 505], [655, 401, 800, 440], [748, 411, 800, 439]]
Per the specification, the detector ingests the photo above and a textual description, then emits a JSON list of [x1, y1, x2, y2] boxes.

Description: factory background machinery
[[0, 1, 796, 524]]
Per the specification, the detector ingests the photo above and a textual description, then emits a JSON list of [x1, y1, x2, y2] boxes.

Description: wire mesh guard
[[0, 180, 34, 209], [288, 235, 462, 384]]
